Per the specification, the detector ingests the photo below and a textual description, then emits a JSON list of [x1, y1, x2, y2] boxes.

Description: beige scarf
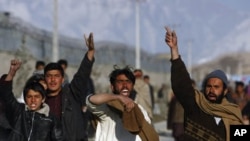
[[107, 100, 159, 141], [194, 89, 243, 141]]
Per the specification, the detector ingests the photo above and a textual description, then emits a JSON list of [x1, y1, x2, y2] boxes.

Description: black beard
[[205, 93, 224, 104], [112, 88, 135, 100], [112, 89, 119, 95]]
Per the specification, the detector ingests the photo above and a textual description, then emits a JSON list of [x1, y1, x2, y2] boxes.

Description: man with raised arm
[[165, 27, 243, 141], [44, 33, 95, 141], [86, 66, 159, 141]]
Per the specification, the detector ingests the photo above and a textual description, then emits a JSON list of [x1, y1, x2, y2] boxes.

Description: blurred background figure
[[133, 69, 153, 121], [157, 83, 169, 118], [57, 59, 69, 86], [231, 81, 249, 110], [33, 60, 45, 75], [245, 80, 250, 100], [167, 79, 196, 141], [231, 81, 250, 125], [143, 74, 155, 112], [242, 101, 250, 125]]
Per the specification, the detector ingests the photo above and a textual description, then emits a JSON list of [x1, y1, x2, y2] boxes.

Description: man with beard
[[86, 66, 159, 141], [165, 27, 243, 141]]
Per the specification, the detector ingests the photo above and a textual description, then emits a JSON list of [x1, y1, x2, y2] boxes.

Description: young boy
[[0, 59, 63, 141]]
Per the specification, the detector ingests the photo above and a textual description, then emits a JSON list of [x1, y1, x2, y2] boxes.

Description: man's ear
[[110, 84, 114, 92], [61, 77, 65, 84]]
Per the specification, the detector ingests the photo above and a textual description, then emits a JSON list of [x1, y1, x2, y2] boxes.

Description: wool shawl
[[107, 100, 159, 141], [194, 89, 243, 141]]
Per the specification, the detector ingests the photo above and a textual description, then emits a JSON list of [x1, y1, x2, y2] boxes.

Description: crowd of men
[[0, 27, 249, 141], [0, 32, 159, 141]]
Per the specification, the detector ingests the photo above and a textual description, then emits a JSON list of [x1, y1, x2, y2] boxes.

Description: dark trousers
[[172, 123, 185, 141]]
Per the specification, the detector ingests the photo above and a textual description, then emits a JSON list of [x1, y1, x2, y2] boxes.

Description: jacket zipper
[[27, 112, 35, 141]]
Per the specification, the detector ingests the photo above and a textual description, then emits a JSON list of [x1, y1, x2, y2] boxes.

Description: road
[[154, 121, 174, 141], [88, 120, 174, 141]]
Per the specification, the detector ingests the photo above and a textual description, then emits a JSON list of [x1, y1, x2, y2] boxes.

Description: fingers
[[89, 32, 93, 41], [9, 59, 22, 76], [84, 33, 93, 42], [11, 59, 21, 66], [124, 101, 135, 112], [120, 96, 135, 112], [84, 32, 94, 50], [165, 26, 176, 37], [165, 26, 172, 35], [165, 26, 172, 42], [84, 34, 89, 46], [165, 34, 172, 43], [172, 30, 177, 38]]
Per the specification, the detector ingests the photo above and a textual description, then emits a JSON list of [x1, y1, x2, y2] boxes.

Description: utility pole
[[187, 39, 193, 76], [226, 66, 231, 80], [135, 0, 141, 69], [52, 0, 59, 62]]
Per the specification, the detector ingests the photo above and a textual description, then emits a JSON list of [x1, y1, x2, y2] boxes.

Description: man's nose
[[31, 97, 35, 102], [51, 76, 56, 81], [122, 81, 128, 85], [209, 87, 215, 93]]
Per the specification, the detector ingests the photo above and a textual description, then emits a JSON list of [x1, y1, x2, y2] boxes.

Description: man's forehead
[[207, 77, 223, 84], [45, 70, 62, 75], [116, 74, 128, 79]]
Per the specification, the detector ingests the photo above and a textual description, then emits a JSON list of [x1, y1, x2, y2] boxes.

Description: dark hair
[[109, 66, 135, 85], [143, 75, 150, 79], [35, 60, 45, 69], [25, 74, 45, 88], [44, 62, 64, 77], [235, 81, 244, 87], [133, 69, 142, 73], [133, 69, 143, 78], [23, 82, 46, 102], [57, 59, 68, 67]]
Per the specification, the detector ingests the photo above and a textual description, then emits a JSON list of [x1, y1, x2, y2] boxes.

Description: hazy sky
[[1, 0, 249, 35], [1, 0, 250, 58], [218, 0, 250, 12]]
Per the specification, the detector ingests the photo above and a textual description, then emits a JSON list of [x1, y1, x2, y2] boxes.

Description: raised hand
[[165, 26, 177, 48], [5, 59, 22, 81], [84, 32, 94, 51], [165, 26, 179, 60], [84, 32, 95, 61]]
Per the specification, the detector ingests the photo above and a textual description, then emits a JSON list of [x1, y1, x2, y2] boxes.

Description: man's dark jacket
[[51, 53, 94, 141]]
